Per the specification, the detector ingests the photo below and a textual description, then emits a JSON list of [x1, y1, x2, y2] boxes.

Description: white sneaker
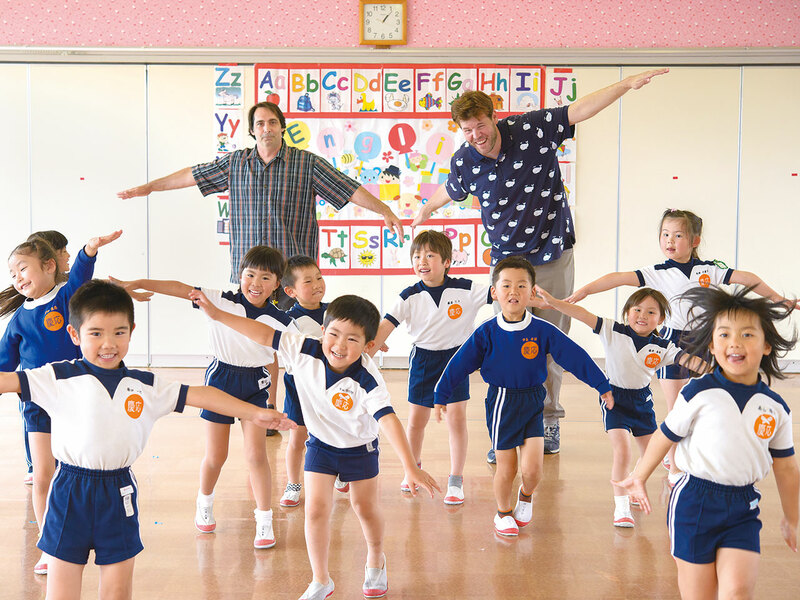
[[399, 479, 418, 493], [33, 552, 48, 575], [493, 514, 519, 537], [254, 509, 275, 549], [299, 578, 335, 600], [667, 471, 684, 488], [662, 455, 671, 471], [23, 471, 33, 485], [443, 485, 464, 505], [334, 476, 349, 493], [280, 485, 301, 507], [363, 555, 388, 598], [512, 486, 533, 527], [614, 506, 635, 528], [195, 500, 216, 533]]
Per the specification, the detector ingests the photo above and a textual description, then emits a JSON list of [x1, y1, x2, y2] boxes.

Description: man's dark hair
[[69, 279, 135, 331], [282, 254, 320, 288], [451, 90, 495, 123], [323, 295, 380, 342], [248, 102, 287, 139]]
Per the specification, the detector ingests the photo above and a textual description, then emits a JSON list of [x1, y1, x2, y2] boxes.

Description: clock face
[[362, 3, 404, 42]]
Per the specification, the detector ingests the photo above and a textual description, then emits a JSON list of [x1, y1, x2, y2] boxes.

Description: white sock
[[254, 508, 273, 522], [197, 491, 214, 506], [614, 495, 630, 511]]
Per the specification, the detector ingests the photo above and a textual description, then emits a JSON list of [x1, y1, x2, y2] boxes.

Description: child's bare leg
[[608, 429, 632, 496], [518, 437, 543, 495], [675, 558, 718, 600], [97, 557, 135, 600], [29, 432, 56, 532], [715, 548, 759, 600], [198, 422, 231, 495], [445, 401, 468, 477], [241, 420, 272, 509], [349, 477, 384, 568], [659, 378, 687, 476], [303, 471, 336, 584], [45, 557, 84, 600], [633, 433, 652, 458], [286, 426, 308, 484], [493, 448, 518, 511], [406, 404, 431, 464]]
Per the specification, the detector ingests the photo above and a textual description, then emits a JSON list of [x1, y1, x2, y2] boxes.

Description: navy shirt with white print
[[445, 106, 575, 266]]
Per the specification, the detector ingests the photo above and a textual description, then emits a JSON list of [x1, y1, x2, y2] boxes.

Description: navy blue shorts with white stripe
[[600, 384, 657, 437], [202, 359, 271, 424], [38, 463, 144, 565], [304, 435, 380, 482], [657, 327, 691, 380], [485, 385, 545, 451], [282, 374, 304, 427], [668, 474, 762, 564], [409, 345, 469, 408]]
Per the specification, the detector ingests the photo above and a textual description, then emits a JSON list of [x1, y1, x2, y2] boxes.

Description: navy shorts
[[282, 373, 304, 427], [21, 395, 51, 434], [304, 435, 380, 482], [409, 346, 469, 408], [657, 327, 691, 380], [38, 463, 144, 565], [202, 360, 271, 424], [485, 385, 545, 451], [668, 474, 762, 564], [601, 385, 657, 437]]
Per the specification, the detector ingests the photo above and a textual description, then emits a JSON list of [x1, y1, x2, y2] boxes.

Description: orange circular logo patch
[[125, 394, 144, 419], [43, 311, 64, 331], [447, 304, 463, 319], [331, 392, 354, 412], [754, 414, 776, 439], [644, 353, 662, 368], [521, 341, 539, 359], [698, 274, 711, 288]]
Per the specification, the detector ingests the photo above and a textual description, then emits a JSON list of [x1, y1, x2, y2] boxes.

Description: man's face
[[458, 113, 501, 158], [251, 107, 284, 155]]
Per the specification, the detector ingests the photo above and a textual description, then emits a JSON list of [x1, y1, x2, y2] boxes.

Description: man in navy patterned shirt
[[118, 102, 404, 307], [413, 69, 667, 455]]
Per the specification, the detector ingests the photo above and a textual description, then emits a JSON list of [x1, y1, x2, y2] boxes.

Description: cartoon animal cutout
[[398, 193, 421, 218], [359, 167, 382, 185], [451, 249, 470, 266], [327, 91, 343, 111], [356, 93, 377, 112], [418, 93, 443, 110], [321, 248, 347, 266]]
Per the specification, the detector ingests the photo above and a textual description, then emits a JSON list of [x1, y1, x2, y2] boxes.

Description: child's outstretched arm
[[109, 276, 193, 302], [535, 285, 599, 329], [189, 288, 276, 346], [613, 429, 675, 514], [84, 229, 123, 257], [185, 386, 296, 431], [0, 372, 22, 394], [566, 271, 639, 304], [366, 319, 396, 358], [378, 412, 441, 498], [772, 455, 800, 552], [728, 271, 800, 310]]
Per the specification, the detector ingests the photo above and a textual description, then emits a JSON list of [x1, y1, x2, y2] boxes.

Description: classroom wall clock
[[359, 1, 407, 46]]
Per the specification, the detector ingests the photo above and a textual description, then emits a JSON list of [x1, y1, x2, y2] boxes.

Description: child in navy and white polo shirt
[[277, 254, 350, 509], [567, 208, 798, 485], [618, 285, 799, 598], [0, 280, 292, 598], [111, 246, 296, 549], [536, 285, 707, 528], [190, 289, 440, 600], [369, 230, 492, 505], [0, 228, 122, 575], [434, 257, 612, 539]]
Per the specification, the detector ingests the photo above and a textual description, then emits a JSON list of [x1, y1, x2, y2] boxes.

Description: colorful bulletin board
[[213, 64, 578, 275]]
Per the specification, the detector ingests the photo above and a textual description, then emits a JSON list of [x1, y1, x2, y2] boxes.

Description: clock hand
[[382, 12, 391, 22]]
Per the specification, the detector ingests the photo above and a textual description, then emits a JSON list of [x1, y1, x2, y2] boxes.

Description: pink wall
[[1, 0, 797, 48]]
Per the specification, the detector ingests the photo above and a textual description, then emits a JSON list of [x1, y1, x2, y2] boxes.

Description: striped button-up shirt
[[193, 142, 359, 281]]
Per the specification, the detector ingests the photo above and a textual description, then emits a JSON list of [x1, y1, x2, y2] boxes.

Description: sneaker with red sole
[[613, 506, 635, 528], [362, 555, 388, 598], [300, 579, 335, 600], [280, 484, 301, 507], [512, 486, 533, 527], [494, 514, 519, 537], [23, 471, 33, 485], [195, 501, 216, 533], [34, 553, 48, 575], [443, 485, 464, 505], [334, 476, 349, 493], [254, 509, 276, 549]]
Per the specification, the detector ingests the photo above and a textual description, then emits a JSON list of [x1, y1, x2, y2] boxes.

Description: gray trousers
[[492, 248, 574, 425]]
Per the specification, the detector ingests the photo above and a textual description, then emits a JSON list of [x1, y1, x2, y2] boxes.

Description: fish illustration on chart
[[418, 93, 443, 110]]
